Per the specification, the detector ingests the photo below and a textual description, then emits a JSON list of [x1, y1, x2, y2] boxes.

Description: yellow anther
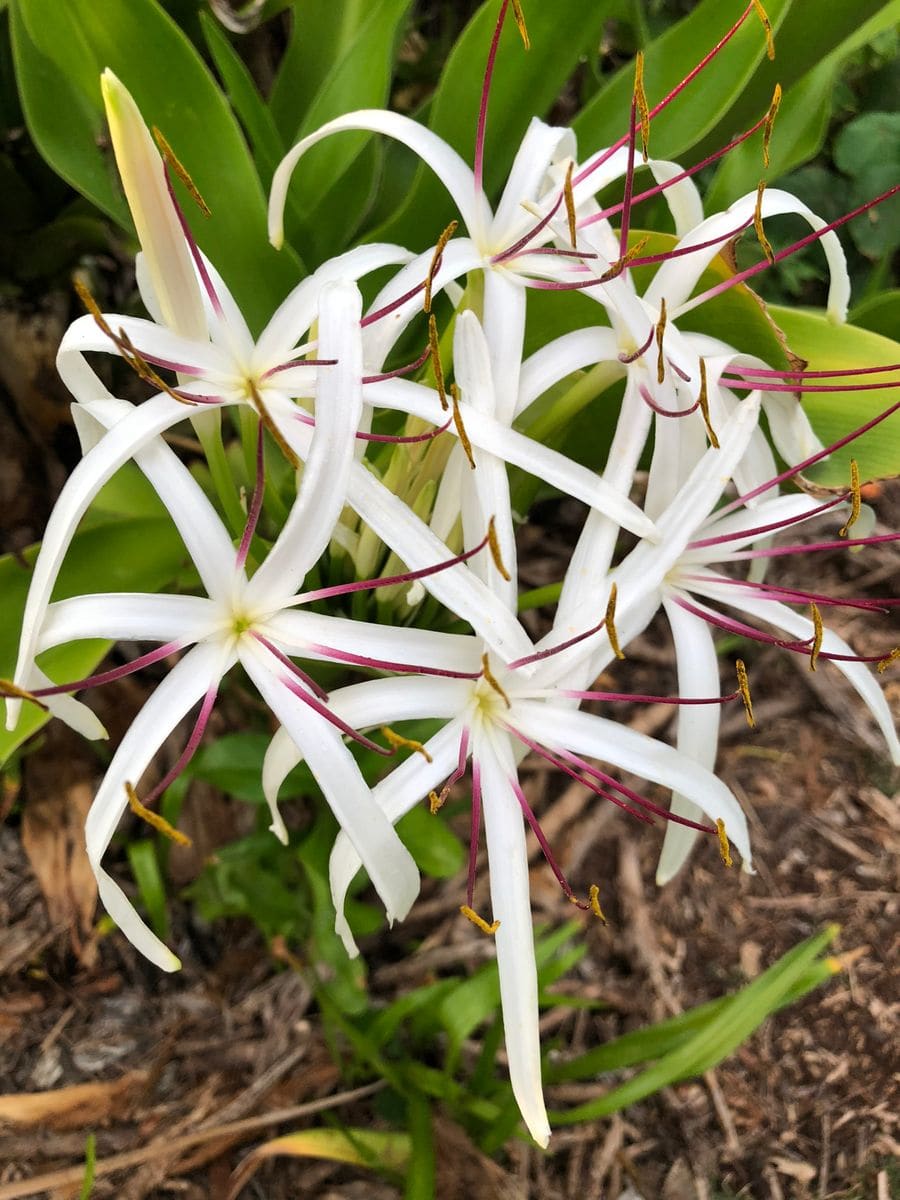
[[839, 458, 861, 537], [588, 883, 607, 923], [126, 782, 192, 847], [735, 658, 755, 728], [381, 726, 433, 762], [715, 818, 733, 868], [599, 236, 650, 282], [751, 0, 775, 59], [429, 788, 448, 814], [809, 601, 824, 672], [450, 383, 476, 469], [249, 382, 301, 470], [0, 679, 47, 711], [152, 127, 211, 216], [655, 297, 667, 385], [763, 83, 782, 169], [460, 904, 500, 935], [481, 653, 511, 708], [563, 160, 577, 249], [510, 0, 530, 50], [487, 515, 512, 582], [423, 220, 458, 313], [428, 313, 448, 410], [633, 51, 651, 163], [697, 359, 720, 449], [605, 583, 625, 661], [754, 181, 775, 266], [877, 647, 899, 675]]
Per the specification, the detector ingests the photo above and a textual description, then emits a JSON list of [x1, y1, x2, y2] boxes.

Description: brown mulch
[[1, 313, 898, 1198]]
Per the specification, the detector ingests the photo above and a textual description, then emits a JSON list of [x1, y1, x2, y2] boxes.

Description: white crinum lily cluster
[[6, 3, 898, 1150]]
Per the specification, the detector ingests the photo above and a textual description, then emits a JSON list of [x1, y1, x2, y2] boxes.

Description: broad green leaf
[[768, 307, 900, 485], [127, 839, 170, 939], [0, 516, 188, 765], [370, 0, 608, 248], [11, 0, 301, 331], [396, 804, 464, 878], [550, 926, 839, 1124], [833, 112, 900, 259], [706, 0, 900, 210], [850, 289, 900, 340], [573, 0, 794, 165]]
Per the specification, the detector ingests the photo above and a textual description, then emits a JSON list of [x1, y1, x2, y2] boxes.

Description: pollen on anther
[[588, 884, 607, 923], [481, 653, 511, 708], [0, 678, 47, 711], [152, 127, 211, 217], [563, 161, 577, 249], [605, 583, 625, 661], [428, 314, 448, 410], [751, 0, 776, 60], [655, 298, 667, 385], [381, 726, 433, 762], [460, 904, 500, 935], [877, 647, 899, 674], [126, 781, 192, 847], [839, 459, 861, 537], [809, 601, 824, 672], [450, 383, 476, 469], [424, 220, 458, 313], [487, 516, 512, 582], [716, 818, 733, 868], [633, 51, 651, 163], [510, 0, 530, 50], [697, 359, 720, 448], [735, 659, 755, 727], [763, 83, 782, 169], [754, 181, 776, 266]]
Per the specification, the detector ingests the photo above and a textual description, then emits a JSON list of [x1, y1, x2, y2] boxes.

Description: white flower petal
[[8, 393, 206, 730], [58, 314, 229, 389], [37, 593, 217, 651], [477, 729, 551, 1148], [25, 665, 108, 741], [516, 327, 622, 419], [482, 271, 526, 426], [514, 701, 752, 869], [656, 600, 722, 885], [493, 118, 575, 243], [240, 641, 421, 925], [269, 110, 492, 248], [86, 641, 230, 971]]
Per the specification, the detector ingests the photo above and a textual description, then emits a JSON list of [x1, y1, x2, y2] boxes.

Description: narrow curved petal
[[689, 580, 900, 764], [26, 665, 108, 741], [240, 641, 421, 925], [256, 243, 414, 365], [477, 729, 551, 1148], [74, 395, 241, 598], [85, 640, 230, 971], [514, 700, 752, 869], [58, 314, 229, 388], [653, 188, 850, 322], [37, 593, 218, 651], [516, 327, 622, 419], [482, 271, 526, 426], [269, 110, 492, 248], [493, 118, 575, 243], [248, 281, 364, 605], [656, 599, 722, 885], [8, 392, 209, 729], [328, 720, 465, 956]]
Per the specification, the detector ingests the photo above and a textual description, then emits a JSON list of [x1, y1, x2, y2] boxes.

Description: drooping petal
[[7, 392, 211, 730], [24, 665, 108, 741], [477, 728, 551, 1148], [240, 640, 422, 925], [269, 110, 492, 249], [85, 640, 231, 971], [656, 599, 722, 885], [688, 580, 900, 764], [328, 720, 465, 956], [513, 700, 752, 869], [516, 327, 623, 419]]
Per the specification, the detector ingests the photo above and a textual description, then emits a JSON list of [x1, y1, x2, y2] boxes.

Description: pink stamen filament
[[721, 395, 900, 512], [467, 753, 483, 907], [619, 327, 655, 363], [729, 362, 900, 381], [689, 494, 847, 549], [293, 528, 495, 606], [474, 0, 510, 197], [619, 98, 639, 261], [362, 344, 432, 384], [561, 688, 741, 705], [491, 188, 567, 265], [509, 773, 589, 906], [719, 532, 900, 560], [573, 4, 758, 189], [161, 163, 225, 322], [508, 614, 608, 670], [142, 681, 219, 808], [721, 376, 900, 395], [294, 410, 453, 446], [31, 640, 182, 697], [236, 421, 265, 570], [674, 595, 892, 663], [280, 673, 394, 755], [261, 356, 337, 380], [307, 643, 481, 681], [250, 632, 329, 701], [679, 573, 896, 613], [640, 382, 699, 418]]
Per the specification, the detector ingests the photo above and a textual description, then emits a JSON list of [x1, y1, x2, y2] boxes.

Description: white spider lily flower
[[14, 360, 502, 972]]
